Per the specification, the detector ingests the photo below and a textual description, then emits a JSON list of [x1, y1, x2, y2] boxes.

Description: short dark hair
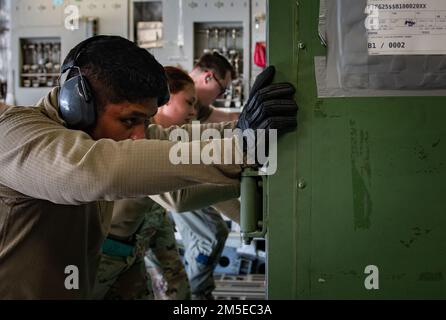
[[195, 52, 235, 80], [64, 36, 168, 112], [164, 66, 194, 94]]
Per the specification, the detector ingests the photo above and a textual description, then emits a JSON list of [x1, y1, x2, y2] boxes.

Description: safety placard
[[366, 0, 446, 55]]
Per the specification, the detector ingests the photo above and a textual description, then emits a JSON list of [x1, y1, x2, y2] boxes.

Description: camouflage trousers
[[92, 251, 152, 300], [92, 206, 190, 300], [142, 206, 191, 300]]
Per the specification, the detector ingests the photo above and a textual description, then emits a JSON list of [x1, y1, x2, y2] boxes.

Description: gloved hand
[[235, 66, 298, 167], [236, 66, 298, 132]]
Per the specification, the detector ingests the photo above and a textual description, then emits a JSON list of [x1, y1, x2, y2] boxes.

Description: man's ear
[[204, 71, 213, 83]]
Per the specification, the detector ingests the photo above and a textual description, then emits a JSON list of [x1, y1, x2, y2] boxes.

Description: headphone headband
[[61, 35, 111, 74]]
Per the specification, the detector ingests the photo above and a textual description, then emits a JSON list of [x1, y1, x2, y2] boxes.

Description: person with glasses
[[212, 70, 231, 97], [189, 52, 240, 123]]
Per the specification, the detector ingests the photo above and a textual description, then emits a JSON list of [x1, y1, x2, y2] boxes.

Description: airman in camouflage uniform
[[92, 198, 190, 300]]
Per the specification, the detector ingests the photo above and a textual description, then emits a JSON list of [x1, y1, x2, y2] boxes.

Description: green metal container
[[266, 0, 446, 299]]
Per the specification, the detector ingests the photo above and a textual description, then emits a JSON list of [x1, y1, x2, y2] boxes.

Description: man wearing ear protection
[[0, 35, 297, 299], [189, 52, 240, 123]]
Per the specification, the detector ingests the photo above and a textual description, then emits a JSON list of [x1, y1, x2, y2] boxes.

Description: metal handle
[[240, 169, 267, 244]]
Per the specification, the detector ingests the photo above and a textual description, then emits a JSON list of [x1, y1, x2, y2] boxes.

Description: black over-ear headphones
[[58, 36, 106, 129], [58, 36, 171, 129]]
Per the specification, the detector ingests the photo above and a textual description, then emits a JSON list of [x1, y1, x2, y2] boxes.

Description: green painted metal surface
[[240, 170, 265, 244], [267, 0, 446, 299]]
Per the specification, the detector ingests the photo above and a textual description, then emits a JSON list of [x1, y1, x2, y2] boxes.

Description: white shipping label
[[366, 0, 446, 55]]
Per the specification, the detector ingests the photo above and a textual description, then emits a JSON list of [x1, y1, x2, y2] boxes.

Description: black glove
[[236, 66, 298, 132], [235, 66, 298, 167]]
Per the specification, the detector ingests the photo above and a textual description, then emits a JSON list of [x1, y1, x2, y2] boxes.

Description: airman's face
[[90, 98, 158, 141]]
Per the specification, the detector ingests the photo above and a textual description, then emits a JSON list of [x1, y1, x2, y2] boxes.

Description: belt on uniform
[[102, 237, 135, 257]]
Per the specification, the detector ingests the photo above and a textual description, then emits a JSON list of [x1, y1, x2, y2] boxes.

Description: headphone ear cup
[[79, 75, 93, 103], [59, 75, 96, 129]]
